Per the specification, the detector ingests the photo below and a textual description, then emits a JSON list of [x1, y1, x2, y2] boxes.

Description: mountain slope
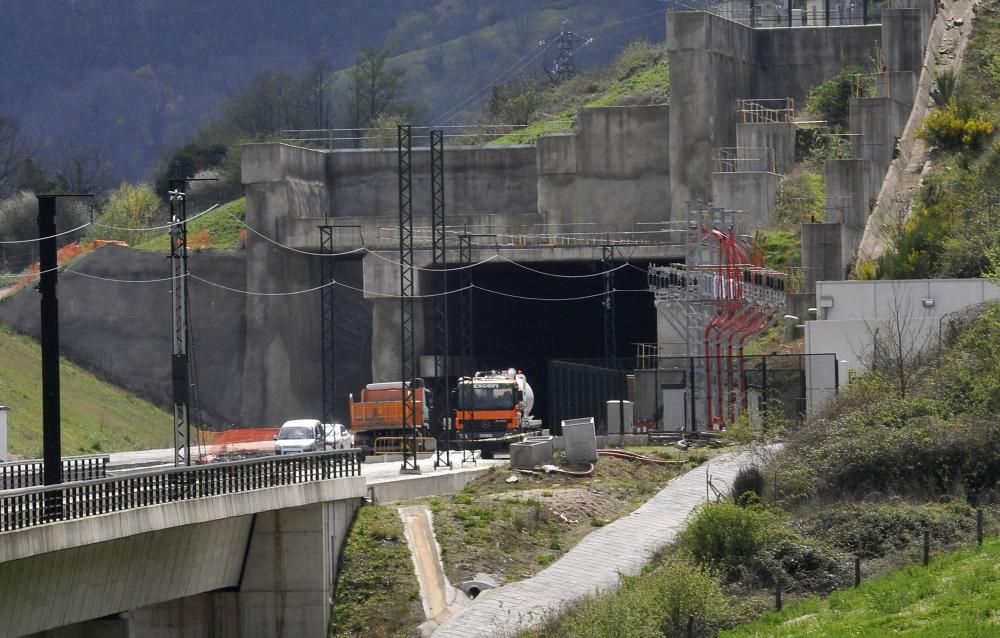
[[0, 0, 664, 181]]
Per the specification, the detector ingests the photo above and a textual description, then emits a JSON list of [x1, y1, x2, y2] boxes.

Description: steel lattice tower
[[603, 243, 616, 366], [319, 224, 336, 446], [429, 131, 452, 469], [168, 182, 191, 466], [398, 125, 420, 474]]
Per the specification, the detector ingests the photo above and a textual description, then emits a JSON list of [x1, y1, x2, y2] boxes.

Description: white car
[[324, 423, 354, 450], [273, 419, 324, 455]]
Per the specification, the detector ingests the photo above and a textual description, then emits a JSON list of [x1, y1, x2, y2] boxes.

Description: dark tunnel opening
[[435, 259, 662, 426]]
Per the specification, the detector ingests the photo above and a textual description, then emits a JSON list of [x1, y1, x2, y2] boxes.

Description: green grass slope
[[136, 197, 245, 251], [0, 325, 172, 458], [722, 538, 1000, 638], [491, 41, 669, 145]]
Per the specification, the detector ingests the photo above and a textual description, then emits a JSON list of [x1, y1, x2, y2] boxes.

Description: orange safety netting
[[14, 240, 128, 292], [198, 427, 280, 463]]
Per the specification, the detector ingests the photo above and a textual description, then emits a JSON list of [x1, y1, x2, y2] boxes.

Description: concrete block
[[561, 417, 598, 464], [510, 438, 554, 470]]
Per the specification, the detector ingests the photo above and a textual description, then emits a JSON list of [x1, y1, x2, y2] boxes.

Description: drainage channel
[[399, 504, 496, 636]]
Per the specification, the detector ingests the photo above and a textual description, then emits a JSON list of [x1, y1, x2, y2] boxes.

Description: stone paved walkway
[[431, 449, 759, 638]]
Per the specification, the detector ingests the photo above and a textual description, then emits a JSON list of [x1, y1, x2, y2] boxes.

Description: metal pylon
[[458, 232, 476, 464], [398, 125, 420, 474], [429, 130, 452, 469], [603, 243, 616, 366], [168, 182, 191, 466], [319, 224, 336, 448]]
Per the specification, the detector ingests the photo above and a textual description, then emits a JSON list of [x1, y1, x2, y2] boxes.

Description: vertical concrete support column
[[229, 503, 331, 638], [882, 9, 924, 74], [849, 98, 893, 176], [802, 223, 847, 292], [825, 159, 874, 229], [0, 406, 7, 461], [667, 12, 756, 221], [736, 123, 796, 175]]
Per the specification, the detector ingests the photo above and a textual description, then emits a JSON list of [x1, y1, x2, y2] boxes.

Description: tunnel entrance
[[434, 259, 661, 427]]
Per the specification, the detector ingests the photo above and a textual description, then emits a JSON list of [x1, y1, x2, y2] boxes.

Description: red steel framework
[[648, 202, 786, 430]]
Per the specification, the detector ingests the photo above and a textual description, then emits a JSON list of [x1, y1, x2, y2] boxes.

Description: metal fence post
[[923, 529, 930, 566]]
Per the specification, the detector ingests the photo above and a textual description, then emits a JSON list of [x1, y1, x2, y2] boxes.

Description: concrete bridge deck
[[0, 450, 500, 638]]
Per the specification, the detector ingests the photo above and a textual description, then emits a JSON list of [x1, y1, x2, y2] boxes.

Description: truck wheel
[[480, 449, 495, 460]]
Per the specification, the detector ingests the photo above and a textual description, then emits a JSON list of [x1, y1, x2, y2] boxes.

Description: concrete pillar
[[221, 504, 332, 637], [710, 172, 780, 230], [129, 499, 361, 638], [802, 223, 861, 292], [736, 123, 796, 175], [825, 159, 874, 229], [0, 406, 7, 461], [882, 9, 924, 74], [849, 98, 893, 177], [668, 12, 756, 221], [241, 144, 331, 426]]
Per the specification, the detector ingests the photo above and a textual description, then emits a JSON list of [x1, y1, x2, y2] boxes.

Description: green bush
[[769, 305, 1000, 506], [680, 502, 781, 574], [918, 101, 994, 151], [806, 66, 865, 128], [523, 559, 727, 638], [795, 501, 977, 559]]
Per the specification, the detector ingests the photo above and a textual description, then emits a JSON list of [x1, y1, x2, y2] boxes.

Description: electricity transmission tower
[[542, 21, 592, 83]]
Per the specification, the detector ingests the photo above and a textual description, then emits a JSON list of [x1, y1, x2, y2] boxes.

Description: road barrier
[[0, 449, 362, 533]]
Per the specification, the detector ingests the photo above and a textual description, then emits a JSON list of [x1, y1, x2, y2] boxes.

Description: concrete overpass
[[0, 450, 366, 638]]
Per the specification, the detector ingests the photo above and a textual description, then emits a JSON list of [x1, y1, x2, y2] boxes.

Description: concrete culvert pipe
[[457, 580, 496, 599]]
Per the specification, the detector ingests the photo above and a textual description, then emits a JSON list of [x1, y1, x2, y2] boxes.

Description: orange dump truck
[[348, 380, 432, 455], [454, 369, 541, 458]]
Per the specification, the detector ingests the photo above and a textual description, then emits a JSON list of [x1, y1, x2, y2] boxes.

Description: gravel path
[[431, 449, 760, 638]]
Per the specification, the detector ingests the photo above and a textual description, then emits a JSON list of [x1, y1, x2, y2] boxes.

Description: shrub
[[930, 69, 958, 107], [796, 501, 976, 559], [918, 101, 994, 152], [806, 66, 865, 128], [680, 502, 781, 575], [524, 559, 727, 638], [731, 466, 766, 506]]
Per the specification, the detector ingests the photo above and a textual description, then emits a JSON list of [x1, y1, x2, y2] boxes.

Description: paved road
[[431, 449, 759, 638]]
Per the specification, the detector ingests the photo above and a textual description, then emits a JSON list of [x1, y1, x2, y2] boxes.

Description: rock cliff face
[[0, 245, 371, 427]]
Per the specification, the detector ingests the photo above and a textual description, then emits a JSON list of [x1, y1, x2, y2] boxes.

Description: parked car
[[273, 419, 324, 455], [324, 423, 354, 450]]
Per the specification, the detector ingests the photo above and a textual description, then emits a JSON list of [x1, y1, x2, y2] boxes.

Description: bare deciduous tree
[[859, 283, 932, 398]]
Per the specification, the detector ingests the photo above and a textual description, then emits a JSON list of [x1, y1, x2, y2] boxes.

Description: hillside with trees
[[0, 0, 667, 187]]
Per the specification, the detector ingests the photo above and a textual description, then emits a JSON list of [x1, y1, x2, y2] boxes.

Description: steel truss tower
[[429, 130, 452, 469], [603, 243, 616, 366], [168, 182, 192, 466], [319, 223, 336, 448], [398, 125, 421, 474]]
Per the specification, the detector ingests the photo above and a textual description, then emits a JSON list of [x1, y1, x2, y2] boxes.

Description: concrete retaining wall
[[665, 9, 923, 221], [0, 246, 247, 426], [711, 171, 780, 229], [538, 106, 671, 226], [737, 122, 796, 175]]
